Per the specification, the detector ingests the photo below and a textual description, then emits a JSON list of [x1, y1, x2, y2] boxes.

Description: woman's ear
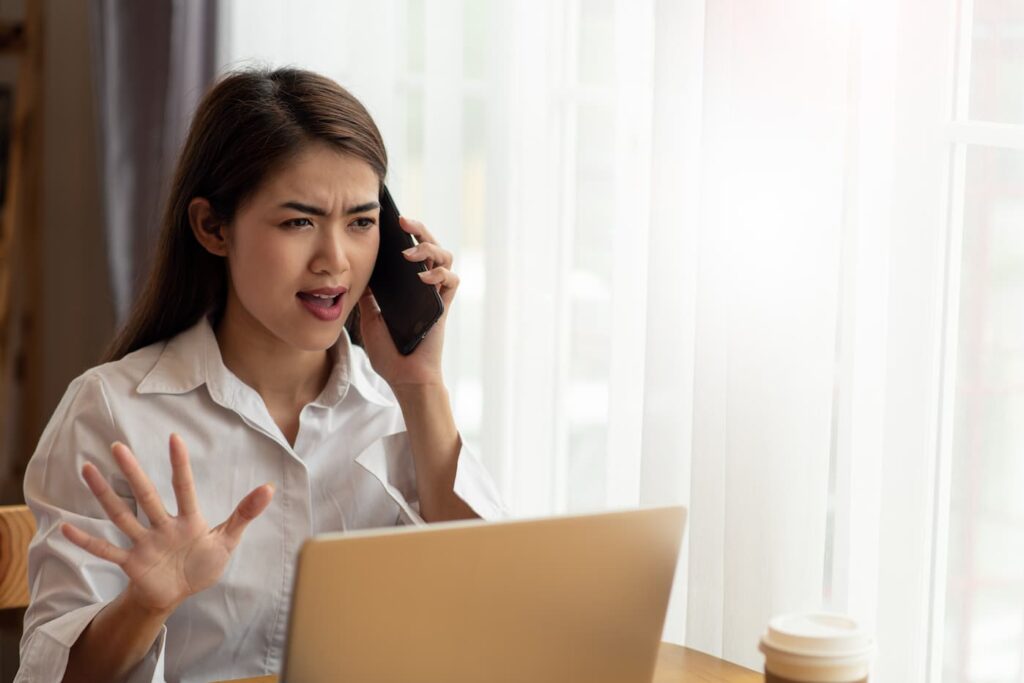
[[188, 197, 229, 257]]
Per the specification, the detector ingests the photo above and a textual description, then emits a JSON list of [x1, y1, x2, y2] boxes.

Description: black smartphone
[[368, 185, 444, 355]]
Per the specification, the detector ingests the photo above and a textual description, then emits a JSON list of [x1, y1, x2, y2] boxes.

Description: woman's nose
[[310, 231, 350, 274]]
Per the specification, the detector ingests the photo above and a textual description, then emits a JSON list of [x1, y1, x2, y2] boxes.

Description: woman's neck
[[213, 298, 333, 411]]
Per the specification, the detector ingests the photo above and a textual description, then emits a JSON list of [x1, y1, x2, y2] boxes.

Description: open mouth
[[296, 286, 347, 321], [296, 292, 341, 308]]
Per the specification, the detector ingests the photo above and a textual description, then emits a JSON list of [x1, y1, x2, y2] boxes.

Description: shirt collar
[[314, 324, 395, 408], [136, 315, 394, 409]]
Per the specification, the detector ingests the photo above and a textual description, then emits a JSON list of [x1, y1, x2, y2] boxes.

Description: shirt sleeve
[[17, 373, 168, 683], [355, 432, 509, 526]]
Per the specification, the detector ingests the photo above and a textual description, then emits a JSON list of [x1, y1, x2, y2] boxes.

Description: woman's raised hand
[[61, 434, 274, 614]]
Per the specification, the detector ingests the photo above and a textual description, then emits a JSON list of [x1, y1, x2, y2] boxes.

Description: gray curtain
[[90, 0, 219, 323]]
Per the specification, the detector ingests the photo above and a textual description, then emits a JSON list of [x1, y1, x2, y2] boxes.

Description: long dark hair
[[102, 67, 387, 363]]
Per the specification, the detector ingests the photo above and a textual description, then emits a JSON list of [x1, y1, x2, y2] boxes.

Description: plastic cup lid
[[760, 613, 874, 659]]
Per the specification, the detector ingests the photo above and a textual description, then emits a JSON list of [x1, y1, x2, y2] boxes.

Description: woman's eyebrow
[[278, 200, 380, 216], [280, 201, 327, 216], [344, 201, 381, 215]]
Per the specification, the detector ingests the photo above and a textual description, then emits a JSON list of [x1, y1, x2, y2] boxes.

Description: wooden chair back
[[0, 505, 34, 609]]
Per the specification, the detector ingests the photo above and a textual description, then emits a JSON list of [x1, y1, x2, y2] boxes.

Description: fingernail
[[402, 247, 416, 256], [417, 270, 429, 279]]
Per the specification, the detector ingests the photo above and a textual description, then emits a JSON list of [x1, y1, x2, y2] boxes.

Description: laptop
[[280, 505, 687, 683]]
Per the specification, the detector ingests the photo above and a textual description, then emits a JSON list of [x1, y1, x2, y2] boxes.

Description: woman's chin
[[289, 327, 344, 353]]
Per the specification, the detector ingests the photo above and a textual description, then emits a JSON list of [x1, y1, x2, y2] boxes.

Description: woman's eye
[[282, 218, 313, 231], [351, 217, 376, 231], [283, 217, 313, 229]]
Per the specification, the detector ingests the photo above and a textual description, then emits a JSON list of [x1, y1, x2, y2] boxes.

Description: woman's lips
[[300, 285, 347, 297], [296, 291, 344, 321]]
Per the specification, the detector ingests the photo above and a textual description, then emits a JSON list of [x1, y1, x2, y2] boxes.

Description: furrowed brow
[[345, 201, 380, 215], [280, 201, 327, 216]]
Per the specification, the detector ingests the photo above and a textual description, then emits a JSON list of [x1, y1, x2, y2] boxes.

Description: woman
[[16, 68, 506, 683]]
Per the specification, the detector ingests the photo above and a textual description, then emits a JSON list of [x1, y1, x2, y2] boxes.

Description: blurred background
[[0, 0, 1020, 681]]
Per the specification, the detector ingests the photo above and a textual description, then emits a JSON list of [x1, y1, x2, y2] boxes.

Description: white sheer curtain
[[217, 1, 968, 681], [218, 0, 693, 553], [688, 1, 958, 680]]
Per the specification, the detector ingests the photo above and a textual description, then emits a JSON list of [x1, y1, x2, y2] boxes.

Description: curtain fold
[[90, 0, 218, 323], [685, 1, 852, 666]]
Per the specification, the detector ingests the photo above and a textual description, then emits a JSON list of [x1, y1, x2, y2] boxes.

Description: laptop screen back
[[282, 505, 686, 683]]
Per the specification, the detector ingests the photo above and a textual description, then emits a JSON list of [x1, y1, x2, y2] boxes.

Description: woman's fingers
[[399, 215, 436, 245], [418, 267, 460, 305], [168, 434, 200, 518], [217, 484, 275, 550], [402, 242, 453, 270], [398, 218, 457, 288], [111, 442, 170, 527], [61, 522, 130, 566], [81, 463, 146, 541]]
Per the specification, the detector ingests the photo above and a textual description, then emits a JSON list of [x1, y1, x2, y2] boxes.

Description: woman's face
[[222, 142, 381, 352]]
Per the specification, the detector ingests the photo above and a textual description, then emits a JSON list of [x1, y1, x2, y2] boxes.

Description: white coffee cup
[[758, 613, 873, 683]]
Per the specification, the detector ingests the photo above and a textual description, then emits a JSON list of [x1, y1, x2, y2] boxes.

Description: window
[[941, 2, 1024, 680]]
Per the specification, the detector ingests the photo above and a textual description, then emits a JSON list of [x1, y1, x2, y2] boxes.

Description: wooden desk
[[218, 642, 761, 682]]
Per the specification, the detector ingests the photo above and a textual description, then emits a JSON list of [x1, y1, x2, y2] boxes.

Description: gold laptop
[[281, 505, 687, 683]]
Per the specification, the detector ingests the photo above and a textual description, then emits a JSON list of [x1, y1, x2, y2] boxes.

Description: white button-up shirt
[[16, 316, 507, 683]]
